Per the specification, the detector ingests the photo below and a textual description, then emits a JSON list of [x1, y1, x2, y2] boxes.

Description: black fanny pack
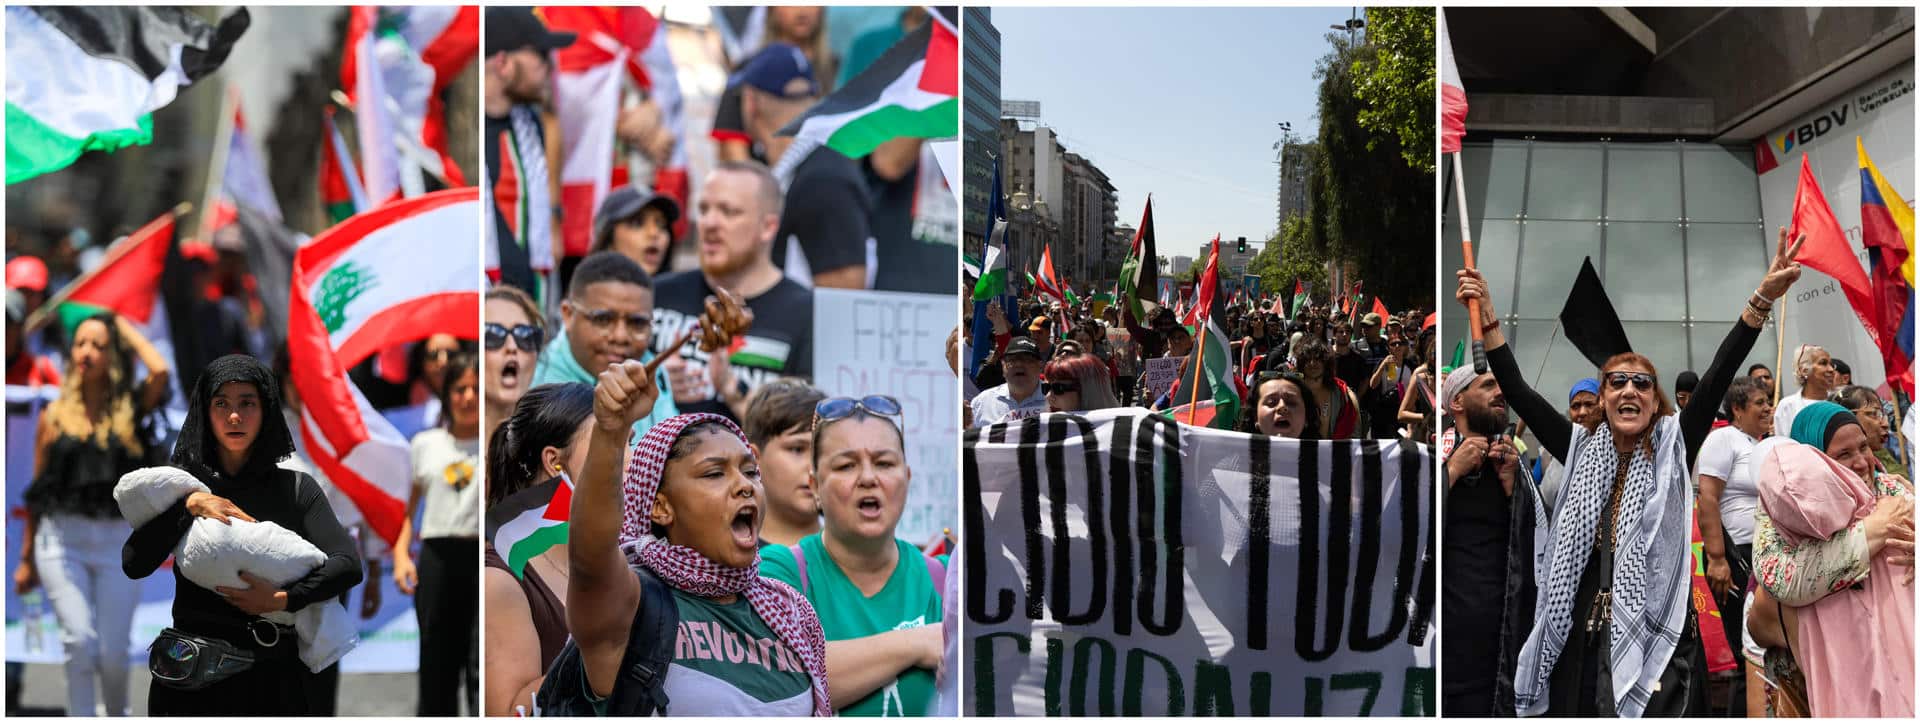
[[148, 628, 256, 691]]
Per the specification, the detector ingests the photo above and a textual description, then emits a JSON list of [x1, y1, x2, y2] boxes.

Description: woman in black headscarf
[[122, 354, 363, 715]]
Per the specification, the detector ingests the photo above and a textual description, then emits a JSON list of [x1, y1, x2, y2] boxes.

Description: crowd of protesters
[[962, 288, 1437, 444], [1441, 228, 1916, 718], [481, 7, 956, 716]]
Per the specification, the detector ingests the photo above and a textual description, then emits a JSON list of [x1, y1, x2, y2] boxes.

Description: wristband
[[1481, 318, 1501, 335]]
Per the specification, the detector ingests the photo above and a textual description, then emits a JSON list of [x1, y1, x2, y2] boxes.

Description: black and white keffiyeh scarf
[[1515, 416, 1692, 717]]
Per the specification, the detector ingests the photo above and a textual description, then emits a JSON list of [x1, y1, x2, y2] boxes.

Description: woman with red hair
[[1042, 353, 1119, 414], [1454, 228, 1807, 716]]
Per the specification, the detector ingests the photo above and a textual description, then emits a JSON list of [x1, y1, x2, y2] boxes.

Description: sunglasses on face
[[577, 306, 653, 333], [428, 348, 460, 362], [483, 322, 545, 351], [1605, 371, 1656, 392], [1040, 381, 1079, 395], [814, 395, 903, 431]]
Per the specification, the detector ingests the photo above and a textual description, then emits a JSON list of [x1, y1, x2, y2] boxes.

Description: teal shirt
[[530, 327, 678, 437], [760, 535, 944, 717]]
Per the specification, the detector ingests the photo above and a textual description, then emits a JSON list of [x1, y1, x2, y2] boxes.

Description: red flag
[[1788, 155, 1879, 348], [1372, 296, 1390, 321], [1036, 245, 1067, 306], [1691, 512, 1738, 674], [1439, 13, 1467, 154]]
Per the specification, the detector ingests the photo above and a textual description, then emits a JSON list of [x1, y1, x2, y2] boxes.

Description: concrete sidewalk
[[7, 662, 427, 716]]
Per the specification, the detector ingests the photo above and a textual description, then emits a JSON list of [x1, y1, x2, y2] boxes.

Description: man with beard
[[651, 161, 813, 422], [1441, 366, 1544, 717], [483, 8, 573, 295]]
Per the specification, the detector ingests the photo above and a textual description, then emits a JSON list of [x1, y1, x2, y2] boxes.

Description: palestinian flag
[[775, 15, 958, 159], [290, 189, 480, 544], [973, 219, 1008, 301], [320, 107, 368, 225], [6, 7, 248, 184], [218, 99, 282, 223], [33, 210, 176, 335], [1169, 236, 1240, 430], [1116, 197, 1161, 328], [487, 475, 573, 578]]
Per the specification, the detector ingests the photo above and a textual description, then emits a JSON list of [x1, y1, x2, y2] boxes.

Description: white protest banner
[[813, 288, 959, 545], [964, 408, 1435, 716], [1143, 356, 1181, 400]]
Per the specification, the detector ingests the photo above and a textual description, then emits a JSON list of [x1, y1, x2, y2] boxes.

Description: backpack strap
[[607, 565, 679, 716], [791, 543, 809, 596]]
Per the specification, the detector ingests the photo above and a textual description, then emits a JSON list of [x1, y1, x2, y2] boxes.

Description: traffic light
[[1236, 236, 1247, 253]]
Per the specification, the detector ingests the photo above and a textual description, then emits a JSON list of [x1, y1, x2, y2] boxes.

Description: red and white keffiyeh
[[618, 413, 832, 716]]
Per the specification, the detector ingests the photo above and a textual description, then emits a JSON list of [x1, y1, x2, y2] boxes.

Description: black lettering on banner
[[1138, 415, 1185, 636], [1349, 441, 1398, 651], [964, 427, 1012, 624], [1043, 636, 1064, 717], [1294, 436, 1323, 659], [1247, 432, 1272, 651], [971, 632, 1030, 717], [1048, 414, 1109, 625], [1107, 415, 1137, 636], [1251, 671, 1273, 717], [1193, 659, 1236, 716], [1406, 441, 1436, 646], [1298, 440, 1355, 660], [1124, 647, 1185, 716], [1017, 418, 1047, 619], [1070, 636, 1118, 716]]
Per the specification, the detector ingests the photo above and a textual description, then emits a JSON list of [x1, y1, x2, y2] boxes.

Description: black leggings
[[416, 537, 479, 716]]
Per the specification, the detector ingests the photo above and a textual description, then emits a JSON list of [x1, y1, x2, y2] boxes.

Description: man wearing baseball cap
[[729, 43, 877, 292], [483, 7, 574, 296], [969, 337, 1047, 428]]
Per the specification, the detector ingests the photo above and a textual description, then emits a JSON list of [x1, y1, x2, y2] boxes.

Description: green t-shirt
[[585, 588, 815, 716], [760, 535, 945, 717]]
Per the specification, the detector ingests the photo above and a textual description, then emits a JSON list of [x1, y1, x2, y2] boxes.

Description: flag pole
[[1773, 291, 1787, 406], [198, 87, 239, 244], [1185, 317, 1207, 426], [22, 204, 194, 335], [1451, 151, 1489, 374]]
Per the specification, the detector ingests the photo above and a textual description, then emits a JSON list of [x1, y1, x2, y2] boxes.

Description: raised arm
[[115, 314, 172, 414], [1457, 268, 1571, 460], [1682, 228, 1803, 461], [570, 358, 658, 697]]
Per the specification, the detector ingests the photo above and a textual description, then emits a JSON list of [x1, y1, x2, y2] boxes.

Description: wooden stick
[[644, 325, 699, 379], [1774, 284, 1786, 406], [1450, 152, 1488, 374]]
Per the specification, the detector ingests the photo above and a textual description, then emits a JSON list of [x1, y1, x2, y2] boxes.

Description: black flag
[[1558, 257, 1632, 368]]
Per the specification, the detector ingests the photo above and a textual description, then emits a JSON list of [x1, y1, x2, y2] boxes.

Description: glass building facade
[[961, 7, 1001, 252], [1441, 139, 1780, 404]]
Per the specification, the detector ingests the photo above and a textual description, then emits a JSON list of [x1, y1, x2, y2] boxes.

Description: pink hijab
[[1758, 442, 1914, 717]]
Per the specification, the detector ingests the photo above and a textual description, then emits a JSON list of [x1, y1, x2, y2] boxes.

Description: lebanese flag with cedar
[[289, 189, 480, 544]]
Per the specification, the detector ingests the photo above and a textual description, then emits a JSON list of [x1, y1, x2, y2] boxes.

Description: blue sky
[[994, 6, 1357, 259]]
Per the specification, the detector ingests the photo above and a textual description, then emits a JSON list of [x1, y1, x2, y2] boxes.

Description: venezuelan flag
[[1857, 137, 1914, 395]]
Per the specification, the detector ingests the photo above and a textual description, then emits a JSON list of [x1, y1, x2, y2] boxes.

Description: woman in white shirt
[[1697, 374, 1774, 702], [1772, 344, 1835, 437], [395, 352, 482, 715]]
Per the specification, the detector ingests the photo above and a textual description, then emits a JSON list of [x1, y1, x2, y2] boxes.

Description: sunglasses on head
[[1605, 371, 1656, 391], [814, 395, 903, 431], [483, 322, 545, 351], [1040, 381, 1079, 395]]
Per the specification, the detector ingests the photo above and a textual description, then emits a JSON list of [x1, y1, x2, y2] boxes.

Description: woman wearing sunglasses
[[545, 358, 830, 716], [1042, 354, 1120, 414], [760, 394, 945, 716], [484, 286, 546, 448], [1454, 227, 1806, 716], [1241, 371, 1322, 439]]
